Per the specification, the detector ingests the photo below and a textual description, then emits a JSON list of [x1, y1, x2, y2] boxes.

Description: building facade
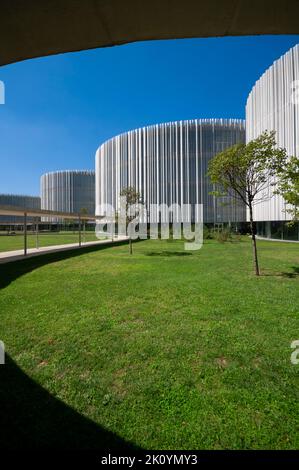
[[40, 170, 95, 221], [0, 194, 41, 225], [246, 44, 299, 240], [95, 119, 246, 225]]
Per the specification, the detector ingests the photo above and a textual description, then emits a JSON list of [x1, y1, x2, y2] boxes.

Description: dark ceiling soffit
[[0, 0, 299, 66]]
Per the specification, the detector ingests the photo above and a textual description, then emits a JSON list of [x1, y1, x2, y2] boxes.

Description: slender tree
[[276, 156, 299, 222], [208, 131, 287, 275], [119, 186, 142, 254]]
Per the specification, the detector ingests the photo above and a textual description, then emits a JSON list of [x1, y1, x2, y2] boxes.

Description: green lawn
[[0, 237, 298, 449], [0, 231, 101, 252]]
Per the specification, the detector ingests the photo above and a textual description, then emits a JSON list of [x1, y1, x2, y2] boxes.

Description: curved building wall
[[0, 194, 41, 224], [246, 44, 299, 225], [41, 170, 95, 222], [96, 119, 246, 224]]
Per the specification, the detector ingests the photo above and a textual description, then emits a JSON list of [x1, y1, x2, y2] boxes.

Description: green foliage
[[203, 224, 213, 240], [214, 227, 233, 243], [208, 131, 288, 275], [276, 156, 299, 221], [209, 227, 242, 243], [208, 131, 288, 208], [119, 186, 142, 254], [119, 186, 142, 216], [119, 186, 143, 226]]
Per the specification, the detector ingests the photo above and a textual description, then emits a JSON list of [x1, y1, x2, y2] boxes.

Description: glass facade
[[256, 221, 299, 241], [0, 194, 41, 224]]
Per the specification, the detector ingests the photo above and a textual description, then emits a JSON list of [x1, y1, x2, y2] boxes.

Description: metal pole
[[78, 215, 81, 247], [36, 216, 39, 249], [24, 212, 27, 256]]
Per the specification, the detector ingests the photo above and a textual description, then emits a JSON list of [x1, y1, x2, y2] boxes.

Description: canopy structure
[[0, 204, 101, 256], [0, 0, 298, 66], [0, 204, 96, 220]]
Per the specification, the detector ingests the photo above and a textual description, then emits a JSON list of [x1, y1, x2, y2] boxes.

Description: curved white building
[[246, 44, 299, 240], [41, 170, 95, 221], [96, 119, 246, 224]]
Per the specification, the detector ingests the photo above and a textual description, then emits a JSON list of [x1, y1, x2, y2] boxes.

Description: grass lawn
[[0, 237, 298, 449], [0, 231, 100, 252]]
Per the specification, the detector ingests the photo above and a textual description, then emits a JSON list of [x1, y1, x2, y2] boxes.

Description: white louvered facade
[[96, 119, 246, 224], [246, 44, 299, 223], [40, 170, 95, 221]]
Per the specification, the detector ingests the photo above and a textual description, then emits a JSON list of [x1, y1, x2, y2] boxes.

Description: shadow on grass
[[0, 355, 140, 450], [0, 240, 128, 290], [0, 240, 142, 449], [281, 266, 299, 279], [261, 266, 299, 279], [146, 251, 193, 257]]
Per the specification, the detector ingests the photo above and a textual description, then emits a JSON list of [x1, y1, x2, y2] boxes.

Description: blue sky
[[0, 35, 299, 196]]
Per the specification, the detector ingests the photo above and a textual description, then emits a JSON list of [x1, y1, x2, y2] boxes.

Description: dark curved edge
[[0, 355, 141, 450], [1, 0, 299, 66]]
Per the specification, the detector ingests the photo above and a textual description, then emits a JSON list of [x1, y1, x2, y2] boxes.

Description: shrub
[[211, 227, 242, 243]]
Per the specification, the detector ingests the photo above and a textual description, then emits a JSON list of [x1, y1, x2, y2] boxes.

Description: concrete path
[[256, 236, 299, 243], [0, 236, 128, 264]]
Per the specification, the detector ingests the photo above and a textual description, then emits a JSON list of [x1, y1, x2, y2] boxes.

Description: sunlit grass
[[0, 237, 298, 449]]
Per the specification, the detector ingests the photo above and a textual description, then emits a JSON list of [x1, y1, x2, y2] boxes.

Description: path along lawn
[[0, 237, 298, 449]]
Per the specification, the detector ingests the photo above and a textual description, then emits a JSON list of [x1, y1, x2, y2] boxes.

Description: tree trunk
[[249, 203, 260, 276], [129, 237, 133, 255]]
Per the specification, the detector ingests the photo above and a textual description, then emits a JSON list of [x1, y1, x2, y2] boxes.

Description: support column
[[36, 217, 39, 249], [24, 212, 27, 256], [78, 215, 81, 247]]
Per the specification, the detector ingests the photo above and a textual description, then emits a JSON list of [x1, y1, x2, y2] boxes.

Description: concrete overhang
[[0, 0, 299, 67], [0, 205, 97, 220]]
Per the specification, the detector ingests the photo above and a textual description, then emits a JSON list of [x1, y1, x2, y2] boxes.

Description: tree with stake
[[208, 131, 287, 276], [119, 186, 142, 255]]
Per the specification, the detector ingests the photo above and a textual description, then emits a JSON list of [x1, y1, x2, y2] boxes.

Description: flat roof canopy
[[0, 205, 97, 220], [1, 0, 299, 66]]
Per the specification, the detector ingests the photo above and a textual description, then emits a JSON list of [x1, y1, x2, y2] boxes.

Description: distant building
[[0, 194, 40, 225], [95, 119, 246, 224], [246, 44, 299, 240], [40, 170, 95, 222]]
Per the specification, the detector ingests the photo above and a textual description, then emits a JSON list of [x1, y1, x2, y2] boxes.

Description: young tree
[[119, 186, 142, 255], [208, 131, 287, 276], [276, 156, 299, 221]]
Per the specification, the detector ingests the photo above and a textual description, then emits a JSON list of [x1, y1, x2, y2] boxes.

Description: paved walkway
[[0, 236, 128, 264], [256, 236, 299, 243]]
